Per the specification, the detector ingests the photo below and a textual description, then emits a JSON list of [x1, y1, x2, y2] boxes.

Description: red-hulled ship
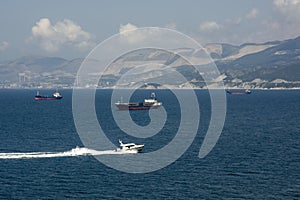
[[115, 92, 162, 110], [34, 91, 63, 100]]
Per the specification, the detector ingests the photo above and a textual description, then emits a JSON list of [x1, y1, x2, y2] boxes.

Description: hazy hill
[[0, 36, 299, 89]]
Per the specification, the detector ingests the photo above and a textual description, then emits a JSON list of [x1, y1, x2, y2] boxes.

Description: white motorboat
[[116, 140, 144, 153]]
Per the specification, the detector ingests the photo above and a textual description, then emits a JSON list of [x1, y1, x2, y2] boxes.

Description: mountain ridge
[[1, 36, 300, 89]]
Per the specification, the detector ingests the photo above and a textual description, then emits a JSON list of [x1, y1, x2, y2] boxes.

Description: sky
[[0, 0, 300, 60]]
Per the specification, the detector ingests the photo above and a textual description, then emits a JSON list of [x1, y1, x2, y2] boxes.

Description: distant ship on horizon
[[34, 90, 63, 100], [226, 89, 251, 95]]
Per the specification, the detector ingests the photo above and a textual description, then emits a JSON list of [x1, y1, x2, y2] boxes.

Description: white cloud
[[119, 23, 138, 34], [199, 21, 222, 32], [119, 23, 144, 44], [0, 41, 9, 51], [28, 18, 94, 52], [119, 23, 162, 44], [268, 0, 300, 40], [116, 23, 196, 51], [246, 8, 259, 20], [274, 0, 300, 6], [273, 0, 300, 21]]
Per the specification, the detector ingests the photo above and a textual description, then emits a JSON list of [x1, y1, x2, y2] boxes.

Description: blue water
[[0, 89, 299, 199]]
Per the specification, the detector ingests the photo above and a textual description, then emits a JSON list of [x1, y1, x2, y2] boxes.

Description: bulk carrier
[[34, 91, 63, 100], [115, 92, 162, 110]]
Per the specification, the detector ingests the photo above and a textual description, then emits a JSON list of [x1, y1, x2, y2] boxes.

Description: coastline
[[1, 87, 300, 90]]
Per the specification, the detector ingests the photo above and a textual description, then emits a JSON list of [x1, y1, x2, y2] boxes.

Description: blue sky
[[0, 0, 300, 60]]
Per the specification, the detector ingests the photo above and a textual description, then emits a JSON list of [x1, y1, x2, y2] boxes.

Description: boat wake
[[0, 147, 136, 160]]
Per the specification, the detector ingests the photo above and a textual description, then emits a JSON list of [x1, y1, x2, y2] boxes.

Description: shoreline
[[1, 87, 300, 90]]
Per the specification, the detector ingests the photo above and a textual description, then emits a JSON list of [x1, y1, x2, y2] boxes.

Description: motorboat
[[116, 139, 144, 153]]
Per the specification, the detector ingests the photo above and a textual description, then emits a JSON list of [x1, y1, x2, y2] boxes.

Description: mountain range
[[1, 36, 300, 89]]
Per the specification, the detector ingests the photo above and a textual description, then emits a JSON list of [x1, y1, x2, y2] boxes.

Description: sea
[[0, 89, 299, 199]]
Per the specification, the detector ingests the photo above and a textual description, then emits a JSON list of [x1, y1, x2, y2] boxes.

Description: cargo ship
[[226, 89, 251, 95], [34, 91, 63, 100], [115, 92, 162, 110]]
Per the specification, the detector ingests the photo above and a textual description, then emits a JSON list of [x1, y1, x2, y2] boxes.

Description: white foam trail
[[0, 147, 136, 159]]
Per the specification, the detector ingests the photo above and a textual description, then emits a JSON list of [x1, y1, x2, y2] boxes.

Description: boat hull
[[226, 90, 251, 95], [35, 96, 63, 100], [118, 144, 144, 153], [116, 104, 161, 110]]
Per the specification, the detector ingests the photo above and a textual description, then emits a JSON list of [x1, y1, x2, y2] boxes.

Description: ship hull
[[116, 104, 160, 110], [35, 96, 63, 100], [226, 90, 251, 95]]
